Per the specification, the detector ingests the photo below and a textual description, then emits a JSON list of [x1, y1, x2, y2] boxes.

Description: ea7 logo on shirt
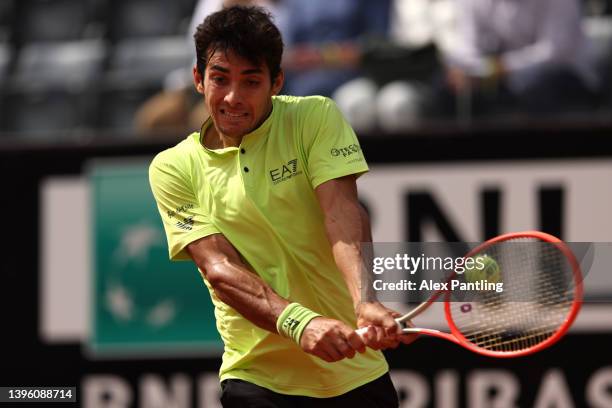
[[270, 158, 303, 185], [331, 144, 360, 158]]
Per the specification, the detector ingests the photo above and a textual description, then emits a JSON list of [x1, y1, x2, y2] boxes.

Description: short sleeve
[[304, 97, 369, 188], [149, 152, 220, 260]]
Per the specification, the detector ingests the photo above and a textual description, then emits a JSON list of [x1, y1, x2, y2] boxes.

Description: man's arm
[[187, 234, 288, 332], [186, 233, 366, 361], [315, 175, 418, 349]]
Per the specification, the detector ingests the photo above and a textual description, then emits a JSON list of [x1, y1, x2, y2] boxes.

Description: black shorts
[[220, 372, 398, 408]]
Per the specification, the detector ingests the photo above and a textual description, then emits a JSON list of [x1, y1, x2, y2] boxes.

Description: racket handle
[[355, 319, 403, 340], [355, 326, 368, 339]]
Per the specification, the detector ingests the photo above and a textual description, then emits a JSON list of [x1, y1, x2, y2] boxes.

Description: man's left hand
[[355, 302, 419, 350]]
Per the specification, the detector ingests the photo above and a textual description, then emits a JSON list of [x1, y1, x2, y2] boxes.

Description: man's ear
[[193, 66, 205, 95], [271, 69, 284, 95]]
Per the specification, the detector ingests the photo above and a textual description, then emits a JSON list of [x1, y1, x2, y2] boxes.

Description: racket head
[[444, 231, 583, 358]]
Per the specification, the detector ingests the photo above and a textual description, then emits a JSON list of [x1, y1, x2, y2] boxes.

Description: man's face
[[194, 49, 283, 139]]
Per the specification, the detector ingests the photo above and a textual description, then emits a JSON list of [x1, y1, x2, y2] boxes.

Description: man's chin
[[211, 119, 247, 137], [217, 126, 250, 139]]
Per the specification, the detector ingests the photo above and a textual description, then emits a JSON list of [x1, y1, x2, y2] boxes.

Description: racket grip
[[355, 326, 368, 339], [355, 319, 403, 340]]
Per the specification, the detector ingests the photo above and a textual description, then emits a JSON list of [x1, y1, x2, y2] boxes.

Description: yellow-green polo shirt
[[149, 95, 388, 397]]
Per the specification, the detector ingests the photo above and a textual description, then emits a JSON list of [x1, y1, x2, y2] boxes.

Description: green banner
[[90, 160, 222, 356]]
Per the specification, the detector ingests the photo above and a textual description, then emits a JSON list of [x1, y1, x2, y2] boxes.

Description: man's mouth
[[220, 109, 248, 121]]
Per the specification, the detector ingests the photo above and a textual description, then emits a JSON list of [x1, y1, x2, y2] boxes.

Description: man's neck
[[203, 126, 243, 149]]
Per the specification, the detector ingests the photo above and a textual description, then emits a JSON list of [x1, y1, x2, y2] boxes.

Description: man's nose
[[224, 85, 242, 106]]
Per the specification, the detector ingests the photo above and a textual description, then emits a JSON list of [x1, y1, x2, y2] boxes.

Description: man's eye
[[247, 80, 260, 86], [212, 77, 226, 84]]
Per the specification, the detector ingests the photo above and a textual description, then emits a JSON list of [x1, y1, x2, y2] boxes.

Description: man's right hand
[[356, 302, 420, 350], [299, 317, 367, 363]]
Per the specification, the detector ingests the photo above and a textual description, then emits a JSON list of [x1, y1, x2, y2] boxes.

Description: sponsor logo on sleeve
[[166, 203, 195, 230], [176, 216, 194, 231], [331, 144, 361, 158]]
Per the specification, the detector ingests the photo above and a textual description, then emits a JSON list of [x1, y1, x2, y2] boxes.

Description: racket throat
[[396, 320, 446, 337], [396, 319, 410, 332]]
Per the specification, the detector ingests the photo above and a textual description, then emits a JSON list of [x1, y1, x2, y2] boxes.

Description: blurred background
[[1, 0, 612, 407], [0, 0, 609, 139]]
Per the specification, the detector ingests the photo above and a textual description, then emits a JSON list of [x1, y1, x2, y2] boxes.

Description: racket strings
[[449, 238, 576, 353], [460, 303, 566, 351], [460, 288, 571, 351]]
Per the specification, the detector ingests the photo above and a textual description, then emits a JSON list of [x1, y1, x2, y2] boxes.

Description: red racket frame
[[414, 231, 584, 357]]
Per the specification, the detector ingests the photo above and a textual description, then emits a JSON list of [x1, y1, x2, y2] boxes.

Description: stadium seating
[[0, 0, 196, 137], [2, 88, 95, 137], [12, 0, 105, 45], [95, 85, 160, 133], [0, 0, 608, 138], [106, 0, 194, 41], [105, 36, 193, 86]]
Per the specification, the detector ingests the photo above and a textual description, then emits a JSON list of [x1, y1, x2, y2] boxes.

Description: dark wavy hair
[[194, 6, 284, 81]]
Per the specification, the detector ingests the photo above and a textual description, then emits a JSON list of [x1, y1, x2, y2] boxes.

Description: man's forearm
[[206, 260, 289, 332], [186, 234, 365, 361], [325, 200, 377, 309], [357, 204, 378, 304], [187, 236, 288, 333], [316, 177, 379, 309]]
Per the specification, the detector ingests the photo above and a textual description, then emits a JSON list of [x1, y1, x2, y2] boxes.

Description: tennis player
[[149, 6, 415, 407]]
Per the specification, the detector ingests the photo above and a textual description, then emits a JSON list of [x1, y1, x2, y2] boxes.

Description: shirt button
[[244, 167, 249, 173], [240, 148, 246, 154]]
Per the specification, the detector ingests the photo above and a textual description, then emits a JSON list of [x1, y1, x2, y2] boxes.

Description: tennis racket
[[356, 231, 583, 358]]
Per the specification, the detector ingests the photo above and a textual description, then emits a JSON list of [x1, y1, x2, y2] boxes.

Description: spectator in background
[[332, 0, 449, 134], [440, 0, 600, 117], [281, 0, 391, 97]]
